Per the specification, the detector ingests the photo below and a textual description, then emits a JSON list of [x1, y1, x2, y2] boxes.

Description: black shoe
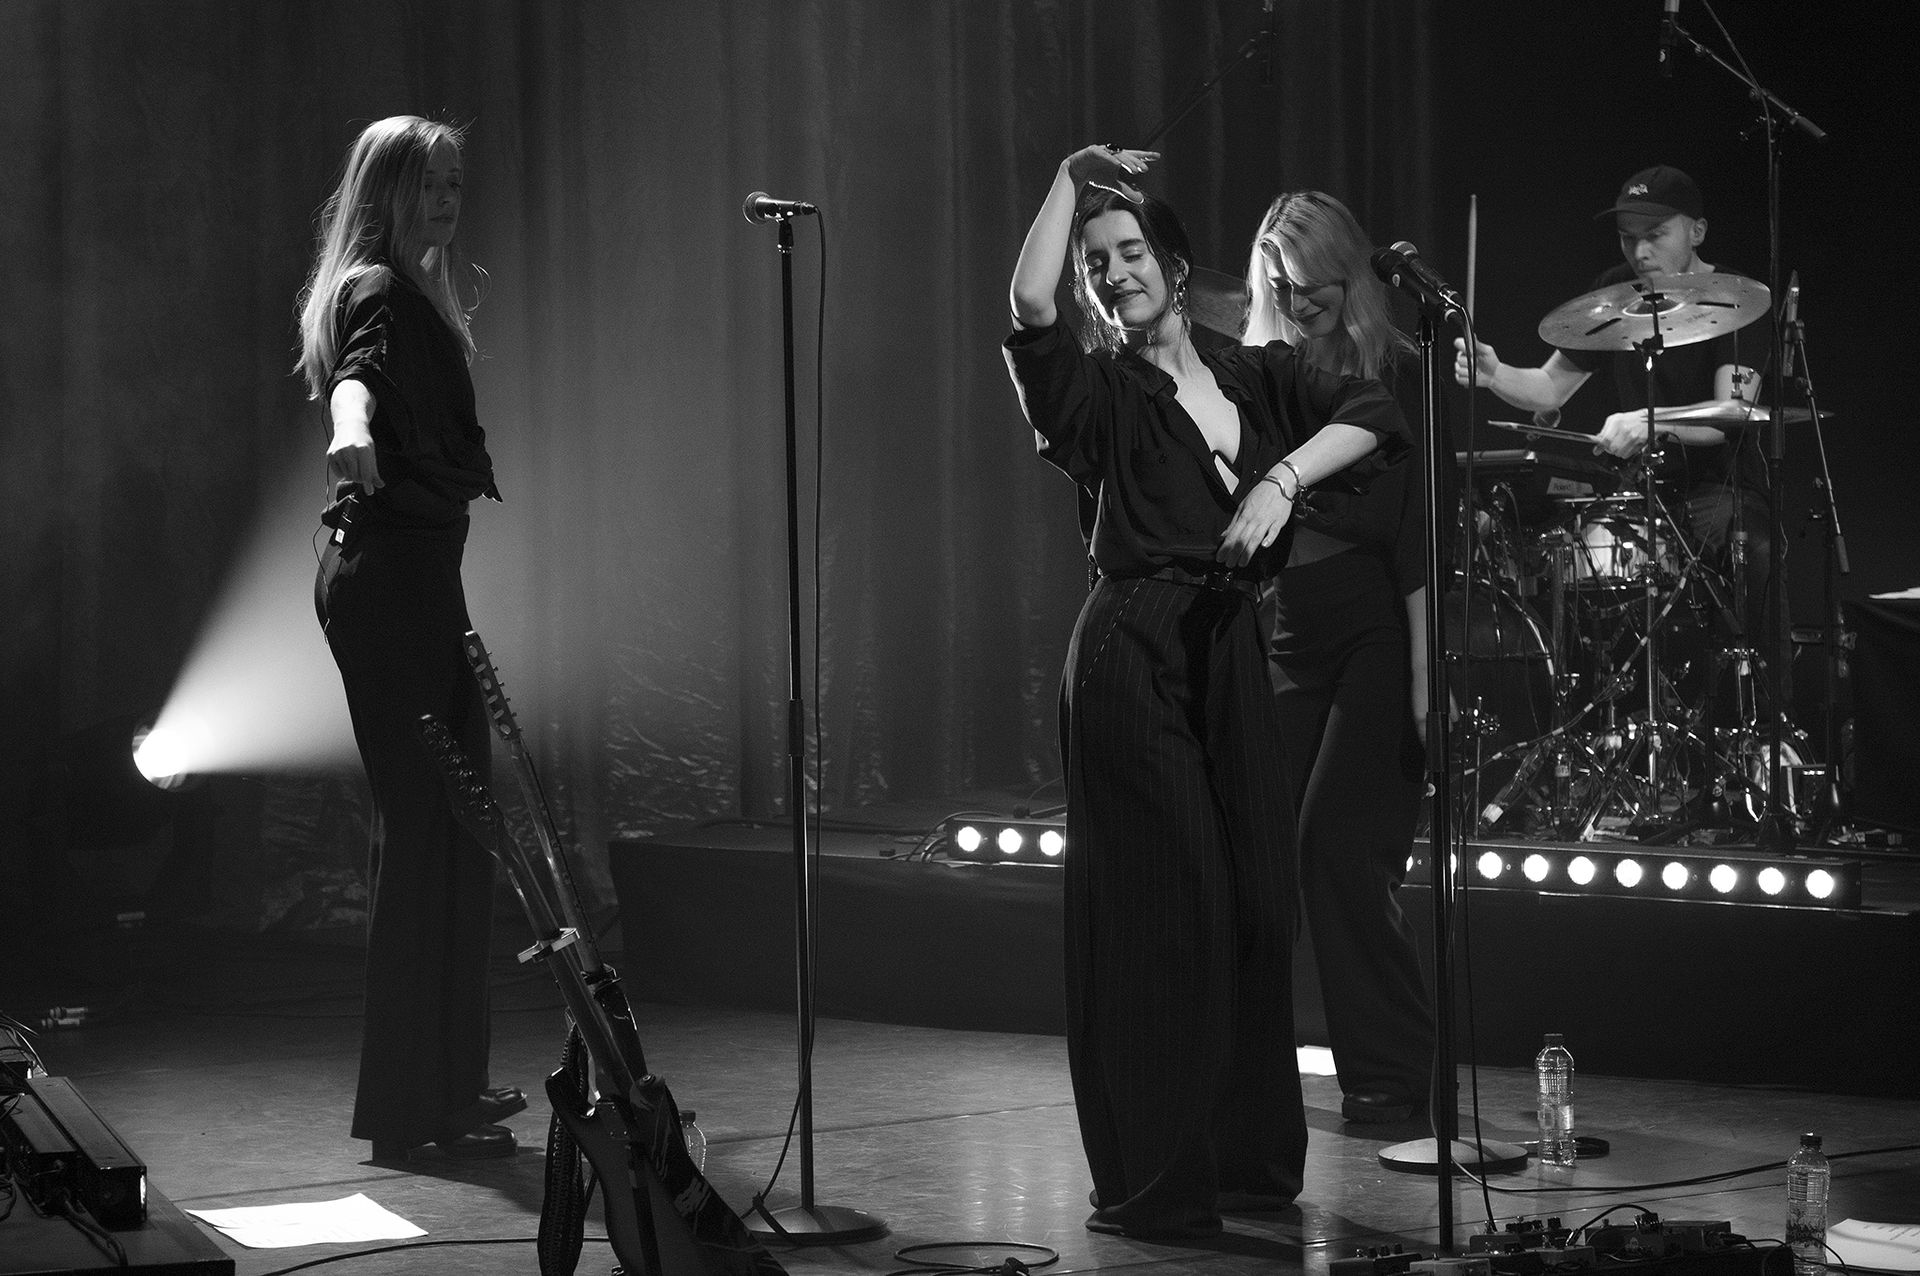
[[370, 1123, 517, 1163], [1341, 1090, 1417, 1124]]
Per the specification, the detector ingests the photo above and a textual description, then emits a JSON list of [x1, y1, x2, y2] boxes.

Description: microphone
[[741, 191, 818, 224], [1371, 241, 1464, 315], [1659, 0, 1679, 78], [1781, 270, 1801, 381]]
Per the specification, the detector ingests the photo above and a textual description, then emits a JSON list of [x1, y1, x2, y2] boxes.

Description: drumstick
[[1465, 193, 1478, 318]]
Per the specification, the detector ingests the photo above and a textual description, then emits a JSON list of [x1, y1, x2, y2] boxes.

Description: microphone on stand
[[742, 191, 819, 224], [1781, 270, 1802, 382], [1371, 241, 1465, 315], [1659, 0, 1680, 78]]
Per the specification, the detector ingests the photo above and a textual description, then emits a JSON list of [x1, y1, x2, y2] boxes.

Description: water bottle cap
[[1543, 1033, 1565, 1046], [1800, 1132, 1821, 1148]]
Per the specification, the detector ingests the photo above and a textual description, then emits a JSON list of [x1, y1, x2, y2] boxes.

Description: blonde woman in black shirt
[[1245, 190, 1436, 1127], [298, 115, 517, 1164]]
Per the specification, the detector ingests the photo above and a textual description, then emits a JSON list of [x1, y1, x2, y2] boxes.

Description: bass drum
[[1443, 583, 1555, 815]]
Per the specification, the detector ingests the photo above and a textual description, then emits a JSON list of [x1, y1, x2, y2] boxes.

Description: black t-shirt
[[1559, 262, 1770, 495], [1290, 346, 1431, 597], [328, 264, 500, 530], [1003, 320, 1409, 580]]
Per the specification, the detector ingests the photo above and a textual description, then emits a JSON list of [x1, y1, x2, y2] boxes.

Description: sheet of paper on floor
[[186, 1193, 427, 1249]]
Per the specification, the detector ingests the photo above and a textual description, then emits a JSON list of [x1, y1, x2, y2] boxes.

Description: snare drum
[[1564, 498, 1681, 591]]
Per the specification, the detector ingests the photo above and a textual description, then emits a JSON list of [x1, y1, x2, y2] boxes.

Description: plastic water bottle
[[1535, 1034, 1576, 1167], [1786, 1132, 1830, 1276], [679, 1109, 708, 1174]]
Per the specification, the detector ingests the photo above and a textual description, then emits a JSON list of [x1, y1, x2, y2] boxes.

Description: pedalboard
[[1332, 1215, 1767, 1276]]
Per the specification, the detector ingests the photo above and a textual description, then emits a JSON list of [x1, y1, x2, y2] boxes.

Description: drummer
[[1454, 165, 1779, 669]]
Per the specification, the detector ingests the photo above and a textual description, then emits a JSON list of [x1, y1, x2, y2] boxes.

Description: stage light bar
[[1406, 844, 1863, 910], [932, 816, 1068, 866]]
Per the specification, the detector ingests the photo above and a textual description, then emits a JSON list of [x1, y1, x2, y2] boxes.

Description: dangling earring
[[1173, 274, 1189, 315]]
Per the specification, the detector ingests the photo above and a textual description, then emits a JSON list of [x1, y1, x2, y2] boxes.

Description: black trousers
[[1267, 549, 1435, 1103], [1061, 576, 1308, 1236], [316, 522, 497, 1146]]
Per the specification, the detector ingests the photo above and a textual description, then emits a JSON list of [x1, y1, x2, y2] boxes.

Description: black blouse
[[328, 264, 500, 530], [1003, 319, 1408, 580]]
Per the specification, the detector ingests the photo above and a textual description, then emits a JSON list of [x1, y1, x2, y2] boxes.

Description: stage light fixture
[[1402, 842, 1863, 911], [929, 816, 1068, 867]]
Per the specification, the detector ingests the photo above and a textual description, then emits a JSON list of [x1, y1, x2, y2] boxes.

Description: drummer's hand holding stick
[[1453, 336, 1560, 413]]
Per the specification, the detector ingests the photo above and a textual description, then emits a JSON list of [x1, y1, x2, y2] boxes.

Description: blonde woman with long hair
[[300, 115, 517, 1164], [1246, 191, 1437, 1128]]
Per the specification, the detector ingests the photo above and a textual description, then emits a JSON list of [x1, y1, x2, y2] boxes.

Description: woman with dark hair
[[1005, 146, 1408, 1238], [1245, 191, 1436, 1125], [298, 115, 519, 1163]]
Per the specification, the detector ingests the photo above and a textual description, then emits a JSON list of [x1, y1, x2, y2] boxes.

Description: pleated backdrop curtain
[[0, 0, 1431, 918]]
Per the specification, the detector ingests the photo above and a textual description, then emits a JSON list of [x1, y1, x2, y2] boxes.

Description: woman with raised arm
[[1244, 191, 1437, 1127], [1003, 146, 1408, 1239], [298, 115, 520, 1164]]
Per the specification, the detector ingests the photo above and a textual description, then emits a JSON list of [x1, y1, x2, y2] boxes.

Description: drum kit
[[1445, 271, 1824, 843]]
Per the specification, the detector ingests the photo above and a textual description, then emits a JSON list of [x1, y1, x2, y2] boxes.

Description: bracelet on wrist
[[1264, 457, 1307, 501], [1260, 470, 1299, 502]]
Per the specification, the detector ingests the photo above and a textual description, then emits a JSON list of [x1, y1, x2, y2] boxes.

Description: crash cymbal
[[1187, 265, 1249, 340], [1537, 272, 1770, 351]]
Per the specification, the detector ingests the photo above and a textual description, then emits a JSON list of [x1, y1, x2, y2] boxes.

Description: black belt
[[1113, 563, 1263, 600]]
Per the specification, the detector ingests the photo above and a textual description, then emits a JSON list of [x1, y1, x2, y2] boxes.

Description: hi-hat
[[1187, 266, 1249, 339], [1659, 402, 1832, 425], [1538, 272, 1770, 351]]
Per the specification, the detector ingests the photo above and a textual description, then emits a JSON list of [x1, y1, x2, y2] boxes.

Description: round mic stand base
[[1377, 1136, 1528, 1176], [747, 1203, 889, 1245]]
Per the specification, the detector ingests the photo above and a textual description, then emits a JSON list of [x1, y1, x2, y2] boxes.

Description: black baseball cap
[[1596, 165, 1704, 221]]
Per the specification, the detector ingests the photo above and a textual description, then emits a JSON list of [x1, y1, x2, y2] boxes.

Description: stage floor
[[6, 909, 1919, 1276]]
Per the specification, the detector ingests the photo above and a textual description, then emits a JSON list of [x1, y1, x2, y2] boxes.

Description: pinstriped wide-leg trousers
[[1061, 576, 1308, 1236]]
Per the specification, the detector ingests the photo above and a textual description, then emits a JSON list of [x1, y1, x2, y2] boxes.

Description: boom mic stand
[[743, 207, 884, 1245], [1667, 14, 1827, 851]]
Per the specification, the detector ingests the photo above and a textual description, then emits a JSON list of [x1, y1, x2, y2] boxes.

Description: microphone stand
[[745, 213, 885, 1245], [1667, 16, 1827, 851], [1788, 298, 1848, 833], [1376, 296, 1524, 1246]]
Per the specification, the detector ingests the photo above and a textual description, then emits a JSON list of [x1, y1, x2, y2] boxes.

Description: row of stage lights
[[931, 818, 1863, 911], [935, 817, 1067, 864], [1407, 844, 1862, 910]]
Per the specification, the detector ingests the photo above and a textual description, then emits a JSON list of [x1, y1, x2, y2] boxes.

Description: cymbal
[[1537, 272, 1770, 351], [1658, 402, 1832, 425], [1187, 266, 1249, 339]]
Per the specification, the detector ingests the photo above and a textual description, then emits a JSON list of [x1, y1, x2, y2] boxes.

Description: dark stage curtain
[[0, 1, 1431, 918]]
